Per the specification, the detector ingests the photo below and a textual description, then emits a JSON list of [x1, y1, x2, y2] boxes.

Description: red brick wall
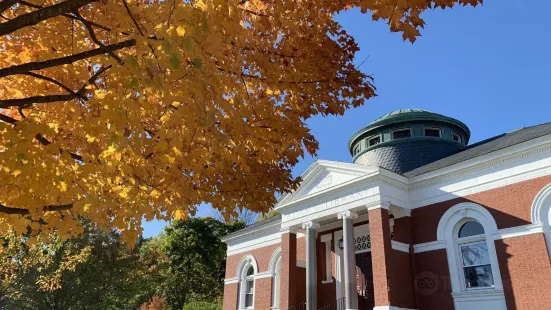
[[413, 249, 454, 310], [254, 277, 273, 309], [412, 175, 551, 244], [223, 283, 238, 310], [495, 233, 551, 310], [389, 250, 415, 309], [225, 243, 280, 279], [369, 208, 392, 306]]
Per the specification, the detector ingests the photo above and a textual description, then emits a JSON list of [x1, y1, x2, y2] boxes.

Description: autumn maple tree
[[0, 0, 482, 242]]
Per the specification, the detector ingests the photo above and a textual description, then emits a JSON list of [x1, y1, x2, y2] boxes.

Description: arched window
[[237, 256, 257, 310], [272, 258, 281, 309], [456, 220, 494, 289], [437, 202, 506, 309]]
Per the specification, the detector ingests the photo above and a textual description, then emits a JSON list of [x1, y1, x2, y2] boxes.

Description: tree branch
[[21, 72, 78, 95], [0, 39, 134, 78], [0, 0, 19, 15], [0, 202, 73, 215], [73, 11, 123, 63], [0, 113, 85, 161], [0, 94, 77, 108], [0, 0, 98, 36]]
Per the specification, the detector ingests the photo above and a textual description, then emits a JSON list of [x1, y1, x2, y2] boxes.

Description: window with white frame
[[244, 266, 255, 308], [456, 220, 494, 289], [237, 257, 257, 310]]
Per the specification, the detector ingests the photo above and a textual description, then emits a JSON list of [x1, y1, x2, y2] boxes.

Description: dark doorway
[[356, 252, 375, 310]]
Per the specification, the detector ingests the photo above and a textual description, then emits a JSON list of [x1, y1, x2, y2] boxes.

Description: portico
[[275, 160, 415, 310]]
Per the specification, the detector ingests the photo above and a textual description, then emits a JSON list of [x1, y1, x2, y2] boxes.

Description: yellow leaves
[[176, 26, 186, 36], [58, 181, 68, 192], [12, 169, 22, 177], [173, 209, 186, 220], [150, 189, 162, 199], [86, 134, 96, 143]]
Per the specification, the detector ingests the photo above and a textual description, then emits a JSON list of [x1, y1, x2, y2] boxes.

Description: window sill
[[452, 288, 505, 301]]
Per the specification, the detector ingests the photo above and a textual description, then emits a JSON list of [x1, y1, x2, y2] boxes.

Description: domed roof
[[348, 109, 470, 148]]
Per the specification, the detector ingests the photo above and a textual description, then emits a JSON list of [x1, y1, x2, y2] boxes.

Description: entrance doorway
[[355, 252, 375, 310]]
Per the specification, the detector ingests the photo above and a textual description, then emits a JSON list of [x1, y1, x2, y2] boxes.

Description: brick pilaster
[[280, 231, 297, 309], [369, 207, 393, 307]]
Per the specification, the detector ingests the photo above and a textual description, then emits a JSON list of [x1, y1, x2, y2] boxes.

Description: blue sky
[[142, 0, 551, 237]]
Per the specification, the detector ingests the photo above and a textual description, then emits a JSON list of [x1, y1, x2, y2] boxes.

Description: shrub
[[139, 296, 170, 310], [183, 301, 222, 310]]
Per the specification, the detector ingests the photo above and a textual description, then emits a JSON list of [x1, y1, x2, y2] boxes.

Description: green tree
[[1, 222, 152, 310], [158, 218, 245, 309]]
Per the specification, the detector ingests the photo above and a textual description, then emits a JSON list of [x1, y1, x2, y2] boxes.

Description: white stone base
[[452, 289, 507, 310], [373, 306, 418, 310]]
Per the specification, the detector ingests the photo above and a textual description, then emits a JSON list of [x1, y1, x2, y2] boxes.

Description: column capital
[[280, 226, 299, 234], [301, 221, 320, 230], [367, 201, 391, 211], [338, 210, 358, 220]]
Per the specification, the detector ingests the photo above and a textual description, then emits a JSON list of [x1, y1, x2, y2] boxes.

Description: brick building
[[221, 109, 551, 310]]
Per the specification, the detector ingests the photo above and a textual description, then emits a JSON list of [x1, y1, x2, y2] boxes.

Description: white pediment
[[276, 160, 377, 207]]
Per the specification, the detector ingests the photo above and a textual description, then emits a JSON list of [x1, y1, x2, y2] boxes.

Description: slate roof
[[404, 122, 551, 177], [356, 138, 465, 175]]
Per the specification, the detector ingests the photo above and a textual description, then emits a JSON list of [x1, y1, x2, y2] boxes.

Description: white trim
[[236, 255, 258, 310], [296, 260, 306, 268], [255, 271, 272, 279], [531, 182, 551, 260], [267, 247, 282, 276], [373, 306, 418, 310], [391, 240, 410, 253], [492, 223, 544, 240], [224, 278, 239, 285], [437, 202, 506, 310], [321, 234, 333, 283], [413, 240, 446, 253]]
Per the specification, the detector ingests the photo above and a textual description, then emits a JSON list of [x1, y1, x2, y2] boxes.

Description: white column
[[338, 211, 358, 310], [303, 221, 320, 310]]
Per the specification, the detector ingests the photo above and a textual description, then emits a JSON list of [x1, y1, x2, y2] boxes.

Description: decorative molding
[[338, 210, 358, 220], [413, 240, 446, 253], [389, 205, 411, 219], [531, 183, 551, 260], [267, 247, 282, 276], [302, 221, 320, 230], [235, 255, 258, 278], [280, 226, 299, 234], [409, 141, 551, 190], [320, 233, 333, 242], [391, 240, 410, 253], [255, 271, 273, 279], [224, 278, 239, 285], [492, 223, 544, 240], [367, 201, 390, 211]]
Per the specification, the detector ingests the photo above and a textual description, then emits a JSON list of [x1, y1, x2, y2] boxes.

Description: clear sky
[[142, 0, 551, 237]]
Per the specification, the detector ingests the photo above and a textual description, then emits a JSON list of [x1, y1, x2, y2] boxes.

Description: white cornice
[[409, 134, 551, 189]]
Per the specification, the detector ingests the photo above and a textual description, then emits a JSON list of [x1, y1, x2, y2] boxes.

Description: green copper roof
[[348, 109, 471, 149]]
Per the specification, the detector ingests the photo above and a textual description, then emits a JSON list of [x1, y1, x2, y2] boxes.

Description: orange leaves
[[0, 0, 480, 244], [356, 0, 482, 42]]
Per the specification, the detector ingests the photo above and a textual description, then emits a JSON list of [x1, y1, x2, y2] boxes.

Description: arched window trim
[[268, 247, 282, 309], [236, 255, 257, 310], [532, 183, 551, 260], [437, 202, 504, 295]]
